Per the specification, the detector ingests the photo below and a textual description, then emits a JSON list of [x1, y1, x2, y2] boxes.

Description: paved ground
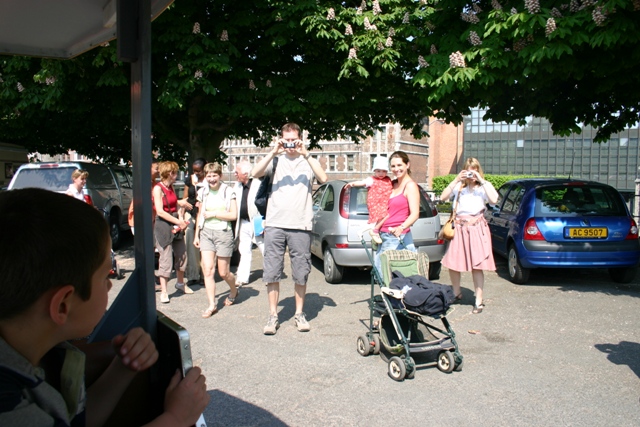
[[112, 234, 640, 426]]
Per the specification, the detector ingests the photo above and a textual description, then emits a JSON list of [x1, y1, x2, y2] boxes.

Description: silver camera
[[283, 142, 296, 149], [466, 171, 474, 178]]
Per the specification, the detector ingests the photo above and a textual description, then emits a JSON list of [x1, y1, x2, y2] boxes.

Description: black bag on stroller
[[389, 271, 455, 316]]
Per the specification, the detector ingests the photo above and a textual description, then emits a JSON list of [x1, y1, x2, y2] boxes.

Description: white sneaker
[[175, 282, 194, 294]]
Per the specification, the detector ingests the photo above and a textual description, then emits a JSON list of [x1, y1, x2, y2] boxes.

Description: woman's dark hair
[[389, 151, 412, 176], [192, 158, 207, 170]]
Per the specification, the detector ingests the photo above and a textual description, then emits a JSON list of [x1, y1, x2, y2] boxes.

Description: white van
[[0, 142, 29, 189]]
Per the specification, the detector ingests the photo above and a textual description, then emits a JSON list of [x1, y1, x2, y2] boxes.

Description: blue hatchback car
[[485, 179, 640, 284]]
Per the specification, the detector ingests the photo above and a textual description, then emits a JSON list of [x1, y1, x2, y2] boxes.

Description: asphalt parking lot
[[112, 234, 640, 426]]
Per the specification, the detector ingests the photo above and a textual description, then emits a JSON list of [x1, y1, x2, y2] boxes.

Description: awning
[[0, 0, 173, 59]]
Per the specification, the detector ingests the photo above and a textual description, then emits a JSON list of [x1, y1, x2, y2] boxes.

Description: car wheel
[[428, 261, 442, 280], [323, 246, 344, 284], [109, 214, 121, 250], [608, 267, 637, 284], [507, 244, 530, 284]]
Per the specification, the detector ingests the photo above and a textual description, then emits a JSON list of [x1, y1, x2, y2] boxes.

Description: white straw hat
[[371, 156, 389, 172]]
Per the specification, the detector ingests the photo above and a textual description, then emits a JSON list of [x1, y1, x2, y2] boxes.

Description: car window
[[125, 170, 133, 185], [86, 165, 115, 187], [494, 184, 510, 210], [10, 167, 75, 191], [312, 185, 325, 211], [536, 185, 627, 216], [354, 188, 369, 214], [320, 185, 335, 211], [502, 185, 525, 214], [113, 169, 131, 189], [418, 188, 436, 218]]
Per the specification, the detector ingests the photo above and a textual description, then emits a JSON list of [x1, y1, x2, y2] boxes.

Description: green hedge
[[432, 174, 540, 195]]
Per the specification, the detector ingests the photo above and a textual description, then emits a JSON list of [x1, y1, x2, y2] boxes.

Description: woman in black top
[[183, 158, 207, 285]]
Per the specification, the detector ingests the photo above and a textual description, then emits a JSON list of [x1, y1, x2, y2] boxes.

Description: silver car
[[311, 180, 446, 283]]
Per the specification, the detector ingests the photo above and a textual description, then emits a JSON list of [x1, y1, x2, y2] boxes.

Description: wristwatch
[[304, 152, 311, 160]]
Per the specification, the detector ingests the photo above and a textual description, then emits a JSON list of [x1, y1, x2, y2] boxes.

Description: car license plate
[[567, 227, 608, 238]]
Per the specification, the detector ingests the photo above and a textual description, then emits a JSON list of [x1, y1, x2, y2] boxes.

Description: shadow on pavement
[[594, 341, 640, 379], [276, 292, 336, 323], [205, 390, 288, 426]]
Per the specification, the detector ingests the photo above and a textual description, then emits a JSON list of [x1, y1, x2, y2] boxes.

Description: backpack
[[254, 157, 278, 218], [389, 271, 454, 316]]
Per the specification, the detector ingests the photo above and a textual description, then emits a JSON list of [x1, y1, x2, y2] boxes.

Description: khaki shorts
[[199, 227, 235, 257]]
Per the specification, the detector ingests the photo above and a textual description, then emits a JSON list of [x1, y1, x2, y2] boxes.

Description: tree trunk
[[187, 96, 230, 165]]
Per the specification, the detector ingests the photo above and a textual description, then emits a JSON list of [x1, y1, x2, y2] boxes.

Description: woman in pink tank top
[[374, 151, 420, 271]]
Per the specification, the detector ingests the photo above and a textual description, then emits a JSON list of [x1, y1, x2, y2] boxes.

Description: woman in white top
[[66, 169, 88, 201], [440, 157, 499, 314], [193, 162, 239, 318]]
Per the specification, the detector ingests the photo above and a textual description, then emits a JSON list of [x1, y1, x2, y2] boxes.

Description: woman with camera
[[440, 157, 498, 314]]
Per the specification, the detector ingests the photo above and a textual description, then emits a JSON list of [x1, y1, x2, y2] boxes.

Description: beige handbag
[[439, 189, 460, 241]]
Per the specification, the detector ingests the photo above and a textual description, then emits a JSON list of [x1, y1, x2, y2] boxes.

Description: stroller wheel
[[388, 356, 406, 382], [405, 356, 416, 379], [371, 334, 381, 355], [437, 351, 455, 374], [356, 335, 372, 357]]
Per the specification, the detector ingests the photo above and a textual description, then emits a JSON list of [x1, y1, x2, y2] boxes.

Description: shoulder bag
[[254, 156, 279, 218], [439, 187, 460, 241]]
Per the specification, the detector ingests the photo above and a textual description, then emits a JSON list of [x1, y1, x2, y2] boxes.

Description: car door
[[310, 184, 328, 257], [486, 183, 523, 255]]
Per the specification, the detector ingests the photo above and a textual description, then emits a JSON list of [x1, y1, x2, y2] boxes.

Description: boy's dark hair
[[0, 189, 110, 320]]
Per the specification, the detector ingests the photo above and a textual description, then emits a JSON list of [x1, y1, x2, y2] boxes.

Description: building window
[[347, 154, 354, 171], [329, 155, 336, 171]]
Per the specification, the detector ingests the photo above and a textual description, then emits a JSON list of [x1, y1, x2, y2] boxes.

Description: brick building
[[221, 122, 457, 189]]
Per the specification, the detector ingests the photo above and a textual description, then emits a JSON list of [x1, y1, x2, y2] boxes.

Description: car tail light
[[626, 219, 639, 240], [339, 186, 350, 219], [335, 243, 349, 249], [84, 195, 94, 206], [523, 218, 544, 241], [37, 163, 59, 168]]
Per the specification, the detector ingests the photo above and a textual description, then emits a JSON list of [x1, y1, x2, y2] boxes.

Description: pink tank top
[[380, 192, 410, 234]]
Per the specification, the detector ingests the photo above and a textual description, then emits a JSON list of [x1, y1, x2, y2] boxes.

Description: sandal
[[224, 289, 239, 306], [453, 293, 463, 302], [201, 307, 218, 318], [472, 303, 485, 314]]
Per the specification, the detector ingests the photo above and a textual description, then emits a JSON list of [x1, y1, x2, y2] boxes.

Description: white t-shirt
[[66, 184, 84, 201], [453, 183, 489, 216], [264, 154, 315, 230]]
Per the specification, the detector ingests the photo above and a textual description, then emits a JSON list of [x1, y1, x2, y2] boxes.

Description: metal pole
[[130, 0, 156, 337]]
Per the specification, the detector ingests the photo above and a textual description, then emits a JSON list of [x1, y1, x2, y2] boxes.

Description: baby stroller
[[356, 239, 463, 381]]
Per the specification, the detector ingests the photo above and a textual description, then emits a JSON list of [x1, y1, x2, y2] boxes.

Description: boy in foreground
[[0, 188, 209, 426]]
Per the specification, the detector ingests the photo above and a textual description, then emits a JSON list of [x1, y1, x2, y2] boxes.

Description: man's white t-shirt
[[264, 154, 314, 230]]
